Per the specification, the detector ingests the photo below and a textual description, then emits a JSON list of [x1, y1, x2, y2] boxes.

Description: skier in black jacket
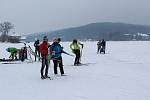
[[34, 39, 40, 61], [100, 39, 106, 54]]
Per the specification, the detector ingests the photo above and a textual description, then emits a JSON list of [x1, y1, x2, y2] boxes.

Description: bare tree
[[0, 21, 14, 42]]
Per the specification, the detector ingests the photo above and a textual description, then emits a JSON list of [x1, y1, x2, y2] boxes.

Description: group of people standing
[[36, 36, 84, 79], [4, 37, 106, 80], [5, 37, 105, 80], [33, 37, 107, 79]]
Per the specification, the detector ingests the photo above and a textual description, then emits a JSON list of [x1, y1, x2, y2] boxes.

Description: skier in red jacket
[[39, 36, 50, 79]]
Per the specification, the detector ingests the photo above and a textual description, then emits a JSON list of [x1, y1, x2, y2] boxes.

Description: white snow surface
[[0, 41, 150, 100]]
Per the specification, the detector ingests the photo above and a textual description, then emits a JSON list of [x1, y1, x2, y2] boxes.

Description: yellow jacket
[[70, 43, 80, 50]]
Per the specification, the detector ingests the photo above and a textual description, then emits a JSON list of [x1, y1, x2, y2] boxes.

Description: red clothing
[[39, 41, 48, 57]]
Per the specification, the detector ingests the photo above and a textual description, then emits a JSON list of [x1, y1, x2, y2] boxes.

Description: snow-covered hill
[[0, 41, 150, 100]]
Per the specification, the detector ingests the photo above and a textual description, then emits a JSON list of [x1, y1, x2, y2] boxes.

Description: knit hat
[[73, 39, 77, 43], [43, 36, 48, 41], [57, 38, 61, 42]]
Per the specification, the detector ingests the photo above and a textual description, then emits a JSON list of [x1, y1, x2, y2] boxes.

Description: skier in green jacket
[[6, 47, 18, 60], [70, 39, 83, 66]]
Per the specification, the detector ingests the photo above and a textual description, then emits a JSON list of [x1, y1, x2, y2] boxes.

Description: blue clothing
[[50, 43, 63, 58]]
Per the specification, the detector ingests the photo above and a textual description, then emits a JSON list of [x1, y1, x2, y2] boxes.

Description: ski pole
[[79, 47, 83, 62]]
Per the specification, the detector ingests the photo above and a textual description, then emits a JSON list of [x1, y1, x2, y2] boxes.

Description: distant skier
[[20, 43, 27, 62], [39, 36, 50, 79], [100, 39, 106, 54], [70, 39, 83, 66], [50, 38, 66, 76], [97, 40, 101, 54], [34, 39, 40, 61], [6, 47, 18, 60]]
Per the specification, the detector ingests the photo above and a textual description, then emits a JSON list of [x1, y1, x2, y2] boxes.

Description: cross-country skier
[[50, 38, 65, 76], [34, 39, 40, 61], [70, 39, 83, 66], [20, 43, 27, 62], [39, 36, 50, 79], [100, 39, 106, 54], [97, 40, 101, 54]]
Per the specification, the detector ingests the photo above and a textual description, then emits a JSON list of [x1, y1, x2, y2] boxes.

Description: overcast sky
[[0, 0, 150, 35]]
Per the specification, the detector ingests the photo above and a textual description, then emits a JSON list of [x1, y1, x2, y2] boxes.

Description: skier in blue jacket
[[50, 38, 65, 76]]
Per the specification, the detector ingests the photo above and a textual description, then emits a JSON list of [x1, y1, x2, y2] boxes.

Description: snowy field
[[0, 41, 150, 100]]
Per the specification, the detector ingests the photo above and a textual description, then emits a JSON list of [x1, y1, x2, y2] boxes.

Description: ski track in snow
[[0, 41, 150, 100]]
